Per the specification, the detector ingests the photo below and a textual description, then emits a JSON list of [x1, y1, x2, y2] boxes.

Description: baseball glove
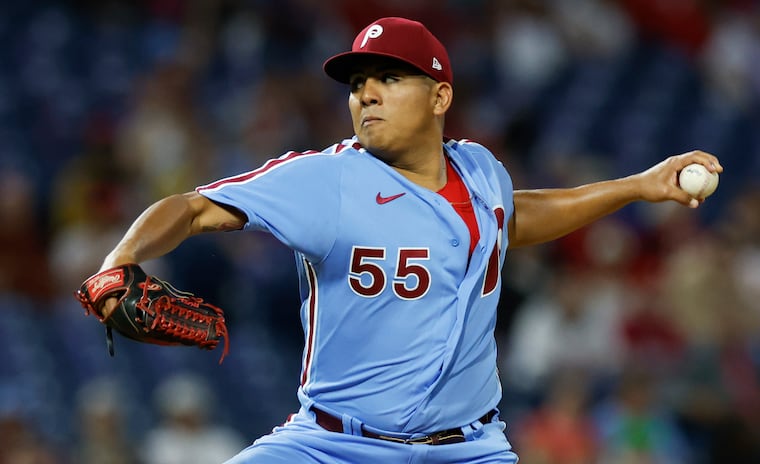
[[76, 263, 230, 363]]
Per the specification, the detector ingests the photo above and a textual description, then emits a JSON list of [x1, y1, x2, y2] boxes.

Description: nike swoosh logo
[[376, 192, 406, 204]]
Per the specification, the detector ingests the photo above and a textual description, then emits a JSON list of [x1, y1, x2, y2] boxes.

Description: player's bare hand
[[100, 297, 118, 319], [631, 150, 722, 208]]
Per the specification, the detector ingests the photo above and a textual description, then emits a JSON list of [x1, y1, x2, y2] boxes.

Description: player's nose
[[359, 78, 382, 106]]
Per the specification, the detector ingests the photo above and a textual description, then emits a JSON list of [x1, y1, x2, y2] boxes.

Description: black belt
[[312, 407, 497, 445]]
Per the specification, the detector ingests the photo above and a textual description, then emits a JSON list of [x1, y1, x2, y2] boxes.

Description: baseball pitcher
[[78, 17, 722, 464]]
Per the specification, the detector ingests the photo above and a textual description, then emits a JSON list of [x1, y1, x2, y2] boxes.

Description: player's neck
[[389, 150, 447, 191]]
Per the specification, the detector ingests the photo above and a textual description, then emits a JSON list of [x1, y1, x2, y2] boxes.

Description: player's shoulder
[[259, 138, 365, 172], [197, 139, 361, 192], [445, 137, 504, 169], [445, 137, 513, 193], [445, 137, 497, 160]]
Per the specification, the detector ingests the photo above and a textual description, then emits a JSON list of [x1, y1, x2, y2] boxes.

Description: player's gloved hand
[[75, 263, 230, 363]]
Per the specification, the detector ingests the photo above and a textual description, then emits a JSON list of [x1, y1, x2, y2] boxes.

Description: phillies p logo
[[360, 24, 383, 48]]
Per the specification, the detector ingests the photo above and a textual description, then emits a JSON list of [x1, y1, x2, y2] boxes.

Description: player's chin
[[357, 125, 379, 141], [357, 134, 389, 157]]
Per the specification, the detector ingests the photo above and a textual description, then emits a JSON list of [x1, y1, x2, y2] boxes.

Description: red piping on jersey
[[197, 150, 321, 191], [437, 157, 480, 256], [301, 259, 319, 387], [197, 142, 364, 192], [335, 141, 363, 153]]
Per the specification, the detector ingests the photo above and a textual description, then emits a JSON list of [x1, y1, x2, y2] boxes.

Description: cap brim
[[323, 51, 433, 84]]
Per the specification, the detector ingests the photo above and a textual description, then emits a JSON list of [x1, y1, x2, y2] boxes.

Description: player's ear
[[432, 82, 453, 116]]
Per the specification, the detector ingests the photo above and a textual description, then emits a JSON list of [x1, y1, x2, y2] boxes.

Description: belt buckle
[[405, 435, 434, 445], [404, 429, 465, 445], [374, 434, 411, 444]]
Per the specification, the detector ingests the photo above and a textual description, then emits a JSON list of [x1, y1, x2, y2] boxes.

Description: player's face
[[347, 59, 441, 161]]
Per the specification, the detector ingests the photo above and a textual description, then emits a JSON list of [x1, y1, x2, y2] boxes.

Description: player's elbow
[[182, 192, 246, 234]]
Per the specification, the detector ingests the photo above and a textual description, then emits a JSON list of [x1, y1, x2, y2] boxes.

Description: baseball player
[[93, 17, 722, 464]]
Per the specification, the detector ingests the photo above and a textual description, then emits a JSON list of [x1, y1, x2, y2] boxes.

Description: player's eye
[[349, 72, 401, 93], [381, 73, 400, 84], [349, 76, 366, 92]]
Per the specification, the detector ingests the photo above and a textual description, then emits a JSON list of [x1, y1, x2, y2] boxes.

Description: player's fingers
[[677, 150, 723, 173], [646, 163, 700, 206], [665, 180, 701, 208]]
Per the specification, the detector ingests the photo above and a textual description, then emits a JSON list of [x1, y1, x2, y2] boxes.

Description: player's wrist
[[619, 173, 647, 203], [100, 252, 139, 272]]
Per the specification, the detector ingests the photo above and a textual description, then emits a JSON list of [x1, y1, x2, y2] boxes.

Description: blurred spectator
[[115, 60, 214, 204], [619, 286, 686, 372], [141, 372, 247, 464], [47, 112, 137, 294], [593, 365, 690, 463], [720, 186, 760, 321], [73, 376, 139, 464], [0, 408, 60, 464], [513, 369, 599, 464], [500, 258, 626, 393], [493, 0, 568, 98], [661, 231, 740, 348], [501, 218, 639, 391], [551, 0, 634, 59], [700, 7, 760, 111], [670, 230, 760, 459], [0, 169, 52, 303], [675, 356, 760, 462], [218, 231, 302, 339], [620, 0, 712, 56], [731, 245, 760, 322], [230, 74, 313, 166]]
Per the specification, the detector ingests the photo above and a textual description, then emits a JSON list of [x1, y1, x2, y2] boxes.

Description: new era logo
[[432, 57, 442, 71]]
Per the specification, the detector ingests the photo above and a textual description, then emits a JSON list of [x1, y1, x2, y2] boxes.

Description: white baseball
[[678, 163, 719, 199]]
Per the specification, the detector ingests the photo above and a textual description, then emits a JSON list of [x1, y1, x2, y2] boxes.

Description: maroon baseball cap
[[323, 17, 453, 85]]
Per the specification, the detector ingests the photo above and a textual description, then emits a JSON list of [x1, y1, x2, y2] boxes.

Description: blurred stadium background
[[1, 0, 759, 463]]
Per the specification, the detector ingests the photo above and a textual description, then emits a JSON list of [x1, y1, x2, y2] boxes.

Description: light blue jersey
[[197, 137, 514, 436]]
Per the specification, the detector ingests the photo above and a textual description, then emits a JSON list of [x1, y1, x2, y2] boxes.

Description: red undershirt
[[437, 157, 480, 256]]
